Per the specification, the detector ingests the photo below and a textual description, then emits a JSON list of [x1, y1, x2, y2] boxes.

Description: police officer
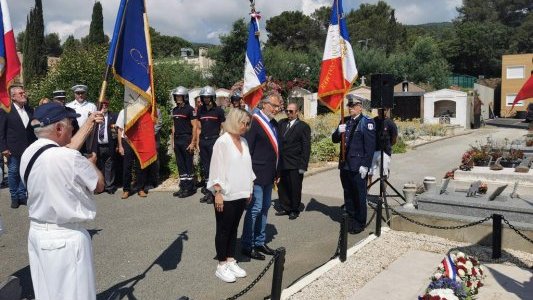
[[171, 86, 198, 198], [195, 86, 225, 204], [332, 95, 376, 234], [230, 89, 249, 111]]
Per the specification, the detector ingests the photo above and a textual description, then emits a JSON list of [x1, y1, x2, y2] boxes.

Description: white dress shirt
[[98, 113, 109, 144], [116, 109, 127, 139], [207, 132, 256, 201], [20, 138, 98, 224], [66, 100, 97, 126], [14, 103, 29, 128]]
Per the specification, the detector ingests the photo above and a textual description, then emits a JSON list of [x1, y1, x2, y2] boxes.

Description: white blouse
[[207, 132, 256, 201]]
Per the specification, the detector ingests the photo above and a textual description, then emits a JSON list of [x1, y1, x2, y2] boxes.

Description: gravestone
[[515, 157, 531, 173], [489, 185, 508, 201], [490, 157, 503, 171], [439, 178, 451, 195], [467, 181, 481, 197]]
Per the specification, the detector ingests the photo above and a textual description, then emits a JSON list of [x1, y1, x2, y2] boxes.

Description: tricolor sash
[[253, 112, 278, 162]]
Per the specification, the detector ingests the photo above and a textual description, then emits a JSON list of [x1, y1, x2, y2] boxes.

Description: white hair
[[32, 118, 69, 138]]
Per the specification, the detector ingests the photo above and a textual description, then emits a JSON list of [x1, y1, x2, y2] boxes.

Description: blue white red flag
[[0, 0, 20, 113], [107, 0, 156, 168], [442, 254, 459, 282], [318, 0, 357, 112], [243, 13, 266, 109]]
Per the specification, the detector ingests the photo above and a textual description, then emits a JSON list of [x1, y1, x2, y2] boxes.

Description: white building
[[424, 89, 469, 128]]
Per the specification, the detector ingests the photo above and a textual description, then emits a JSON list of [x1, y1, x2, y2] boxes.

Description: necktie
[[98, 117, 105, 141], [284, 122, 291, 136]]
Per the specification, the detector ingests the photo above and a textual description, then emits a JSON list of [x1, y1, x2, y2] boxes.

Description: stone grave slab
[[417, 187, 533, 224]]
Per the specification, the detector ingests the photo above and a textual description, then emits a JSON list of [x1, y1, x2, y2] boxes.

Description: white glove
[[359, 166, 368, 179], [338, 124, 346, 133]]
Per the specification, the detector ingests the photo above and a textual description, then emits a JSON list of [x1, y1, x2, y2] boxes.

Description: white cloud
[[46, 20, 90, 41], [301, 0, 330, 15]]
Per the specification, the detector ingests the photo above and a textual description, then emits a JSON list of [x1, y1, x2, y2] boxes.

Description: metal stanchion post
[[271, 247, 286, 300], [492, 214, 502, 259], [340, 213, 348, 262], [375, 197, 383, 237]]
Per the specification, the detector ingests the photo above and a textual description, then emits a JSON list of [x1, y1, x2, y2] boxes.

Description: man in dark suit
[[332, 95, 376, 234], [0, 86, 37, 208], [241, 92, 281, 260], [96, 99, 118, 194], [276, 103, 311, 220]]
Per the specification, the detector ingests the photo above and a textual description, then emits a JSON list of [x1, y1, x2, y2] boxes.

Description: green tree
[[44, 33, 62, 57], [86, 1, 106, 45], [23, 0, 47, 87], [209, 18, 248, 88], [265, 11, 322, 51], [510, 12, 533, 53], [62, 35, 82, 51], [346, 1, 407, 54], [150, 27, 193, 58], [16, 31, 25, 52]]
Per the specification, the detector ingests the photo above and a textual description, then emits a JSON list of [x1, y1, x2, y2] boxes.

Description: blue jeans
[[340, 169, 367, 229], [8, 156, 27, 203], [241, 184, 272, 250]]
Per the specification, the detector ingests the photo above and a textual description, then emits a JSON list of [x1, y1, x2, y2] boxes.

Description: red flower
[[467, 281, 472, 287], [457, 257, 467, 264], [472, 268, 477, 276], [478, 282, 483, 288], [471, 258, 478, 265]]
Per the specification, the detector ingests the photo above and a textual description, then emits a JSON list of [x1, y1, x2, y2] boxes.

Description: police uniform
[[172, 104, 196, 194], [65, 85, 97, 127], [197, 105, 225, 195], [332, 113, 376, 232]]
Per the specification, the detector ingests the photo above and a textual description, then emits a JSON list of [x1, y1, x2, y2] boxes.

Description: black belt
[[98, 143, 109, 147], [201, 135, 218, 140], [174, 133, 192, 137]]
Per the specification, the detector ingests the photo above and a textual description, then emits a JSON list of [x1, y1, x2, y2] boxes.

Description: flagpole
[[143, 0, 156, 120], [337, 0, 347, 162]]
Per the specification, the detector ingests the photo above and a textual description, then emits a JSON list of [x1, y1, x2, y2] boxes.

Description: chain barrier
[[502, 216, 533, 244], [386, 205, 493, 230], [224, 252, 278, 300]]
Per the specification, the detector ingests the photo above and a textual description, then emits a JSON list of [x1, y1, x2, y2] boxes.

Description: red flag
[[126, 111, 157, 168], [511, 74, 533, 109], [0, 0, 21, 113]]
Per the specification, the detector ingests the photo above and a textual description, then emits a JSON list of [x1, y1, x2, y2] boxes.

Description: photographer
[[368, 108, 398, 185]]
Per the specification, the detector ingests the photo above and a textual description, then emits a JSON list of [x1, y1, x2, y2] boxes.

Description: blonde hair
[[39, 98, 50, 106], [223, 108, 251, 134]]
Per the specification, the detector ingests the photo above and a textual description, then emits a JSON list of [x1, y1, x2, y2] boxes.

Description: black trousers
[[122, 141, 144, 192], [174, 135, 194, 191], [214, 198, 246, 261], [278, 169, 303, 213], [97, 144, 115, 191], [199, 138, 216, 185]]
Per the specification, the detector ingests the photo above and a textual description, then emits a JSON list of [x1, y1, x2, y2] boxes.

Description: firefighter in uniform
[[332, 95, 376, 234], [196, 86, 225, 204], [171, 86, 198, 198]]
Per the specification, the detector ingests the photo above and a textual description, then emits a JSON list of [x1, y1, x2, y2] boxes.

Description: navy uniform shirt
[[373, 117, 398, 156], [332, 114, 376, 172], [172, 105, 195, 136], [197, 106, 225, 138]]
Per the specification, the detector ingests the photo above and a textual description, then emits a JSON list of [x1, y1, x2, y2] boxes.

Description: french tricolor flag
[[318, 0, 357, 112], [242, 12, 266, 109], [442, 254, 459, 282], [0, 0, 20, 113]]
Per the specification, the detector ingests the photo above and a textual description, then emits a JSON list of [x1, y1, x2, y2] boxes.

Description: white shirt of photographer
[[20, 138, 99, 300], [207, 132, 256, 200]]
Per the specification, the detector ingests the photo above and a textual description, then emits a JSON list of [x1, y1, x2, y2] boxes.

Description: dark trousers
[[174, 135, 194, 191], [122, 141, 144, 192], [214, 198, 246, 261], [278, 169, 303, 214], [340, 169, 367, 229], [145, 133, 161, 189], [473, 114, 481, 129], [199, 138, 216, 185], [97, 144, 115, 191]]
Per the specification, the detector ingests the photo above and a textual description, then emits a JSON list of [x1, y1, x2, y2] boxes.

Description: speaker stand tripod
[[366, 109, 405, 236]]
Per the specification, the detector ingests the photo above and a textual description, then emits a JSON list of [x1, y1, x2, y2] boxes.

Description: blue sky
[[10, 0, 462, 44]]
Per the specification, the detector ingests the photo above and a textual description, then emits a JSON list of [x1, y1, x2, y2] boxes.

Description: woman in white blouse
[[208, 108, 255, 283]]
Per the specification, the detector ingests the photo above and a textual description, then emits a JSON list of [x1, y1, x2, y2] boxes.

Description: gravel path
[[289, 230, 533, 300]]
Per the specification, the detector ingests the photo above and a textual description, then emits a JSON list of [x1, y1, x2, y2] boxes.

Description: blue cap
[[32, 103, 80, 128]]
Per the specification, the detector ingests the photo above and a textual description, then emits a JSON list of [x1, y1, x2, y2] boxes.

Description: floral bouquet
[[419, 251, 485, 300]]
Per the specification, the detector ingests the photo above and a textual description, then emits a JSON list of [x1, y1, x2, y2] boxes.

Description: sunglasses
[[285, 110, 295, 114], [75, 91, 86, 95]]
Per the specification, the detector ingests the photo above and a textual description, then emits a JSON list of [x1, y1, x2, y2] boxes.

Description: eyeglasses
[[266, 102, 280, 109], [285, 110, 295, 114], [75, 91, 86, 95]]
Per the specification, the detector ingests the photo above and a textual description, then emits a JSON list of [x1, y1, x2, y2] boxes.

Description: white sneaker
[[215, 264, 236, 283], [227, 261, 247, 278]]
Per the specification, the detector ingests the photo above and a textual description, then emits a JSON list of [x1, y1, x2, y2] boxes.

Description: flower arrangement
[[477, 183, 488, 194], [419, 251, 486, 300]]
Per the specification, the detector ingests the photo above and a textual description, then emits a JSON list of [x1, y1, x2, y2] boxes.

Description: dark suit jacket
[[332, 115, 376, 172], [244, 113, 278, 186], [100, 111, 118, 150], [0, 103, 37, 158], [278, 118, 311, 171]]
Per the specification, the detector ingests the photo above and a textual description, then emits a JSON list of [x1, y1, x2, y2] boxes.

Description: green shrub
[[392, 136, 407, 154], [310, 137, 339, 163]]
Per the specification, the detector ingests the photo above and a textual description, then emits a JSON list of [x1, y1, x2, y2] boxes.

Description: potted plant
[[500, 149, 524, 168]]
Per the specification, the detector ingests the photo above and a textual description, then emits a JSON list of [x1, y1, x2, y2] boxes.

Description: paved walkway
[[0, 126, 526, 299]]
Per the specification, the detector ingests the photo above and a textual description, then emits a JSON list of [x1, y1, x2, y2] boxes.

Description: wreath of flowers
[[419, 251, 486, 300]]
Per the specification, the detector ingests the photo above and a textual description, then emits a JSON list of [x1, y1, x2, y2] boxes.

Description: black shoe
[[173, 190, 184, 197], [10, 202, 19, 209], [255, 244, 276, 256], [289, 212, 299, 220], [199, 194, 208, 203], [178, 189, 196, 198], [106, 189, 116, 195], [241, 249, 265, 260], [205, 194, 214, 204], [349, 227, 364, 234], [275, 210, 290, 216], [200, 187, 208, 195], [19, 198, 27, 206]]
